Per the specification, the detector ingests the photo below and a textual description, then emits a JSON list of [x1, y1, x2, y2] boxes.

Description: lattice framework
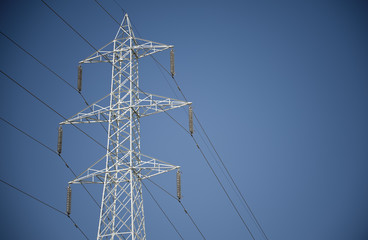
[[61, 14, 190, 240]]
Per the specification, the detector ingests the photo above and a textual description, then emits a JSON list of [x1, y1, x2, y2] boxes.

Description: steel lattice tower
[[60, 14, 191, 240]]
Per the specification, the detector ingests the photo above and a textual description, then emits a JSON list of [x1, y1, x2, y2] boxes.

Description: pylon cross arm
[[69, 152, 179, 185], [79, 37, 173, 64], [64, 14, 183, 239], [129, 37, 173, 58], [60, 91, 191, 125], [136, 91, 191, 117]]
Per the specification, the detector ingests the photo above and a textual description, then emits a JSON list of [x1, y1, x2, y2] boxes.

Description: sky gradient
[[0, 0, 367, 239]]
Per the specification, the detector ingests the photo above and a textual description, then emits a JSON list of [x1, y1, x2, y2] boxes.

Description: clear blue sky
[[0, 0, 367, 239]]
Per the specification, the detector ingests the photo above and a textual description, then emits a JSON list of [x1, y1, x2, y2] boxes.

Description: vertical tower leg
[[62, 14, 188, 240]]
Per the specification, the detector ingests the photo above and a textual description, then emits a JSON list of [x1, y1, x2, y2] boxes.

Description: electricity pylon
[[60, 14, 191, 240]]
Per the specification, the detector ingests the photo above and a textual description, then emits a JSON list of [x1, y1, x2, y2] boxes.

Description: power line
[[191, 135, 256, 240], [80, 2, 260, 238], [0, 31, 77, 93], [0, 116, 101, 209], [41, 0, 192, 142], [0, 28, 108, 134], [38, 4, 186, 235], [114, 7, 246, 216], [0, 177, 90, 240], [168, 72, 267, 238], [146, 178, 207, 240], [178, 201, 206, 240], [0, 177, 65, 215], [0, 68, 165, 177], [1, 70, 137, 239], [149, 40, 270, 240], [3, 3, 200, 239], [124, 9, 263, 240], [41, 0, 98, 54], [0, 70, 131, 173], [0, 117, 123, 238], [0, 116, 56, 155], [128, 22, 252, 236], [105, 1, 141, 39], [0, 70, 107, 150], [123, 19, 239, 220], [0, 30, 93, 116], [192, 120, 247, 209], [0, 68, 125, 211], [144, 62, 240, 210], [173, 70, 269, 239], [146, 59, 265, 236], [111, 0, 127, 14], [194, 112, 270, 240], [94, 0, 120, 26], [1, 66, 168, 240], [38, 2, 264, 239], [67, 217, 90, 240], [141, 180, 184, 240], [146, 178, 176, 200], [92, 0, 180, 104]]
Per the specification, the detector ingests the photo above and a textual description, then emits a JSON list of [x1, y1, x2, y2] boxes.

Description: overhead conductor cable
[[57, 125, 63, 155]]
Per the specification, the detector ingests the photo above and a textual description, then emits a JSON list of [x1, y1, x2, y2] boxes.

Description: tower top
[[78, 13, 174, 64], [115, 13, 135, 40]]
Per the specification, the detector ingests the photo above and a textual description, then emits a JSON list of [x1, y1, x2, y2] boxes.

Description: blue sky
[[0, 0, 367, 239]]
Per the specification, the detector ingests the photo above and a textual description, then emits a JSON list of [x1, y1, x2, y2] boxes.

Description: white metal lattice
[[61, 14, 190, 240]]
